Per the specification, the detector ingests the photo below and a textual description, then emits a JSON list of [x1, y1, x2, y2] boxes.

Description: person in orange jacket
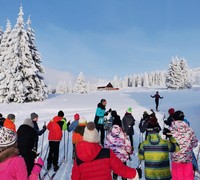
[[3, 114, 16, 132]]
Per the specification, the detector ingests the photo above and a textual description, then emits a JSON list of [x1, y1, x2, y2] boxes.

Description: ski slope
[[1, 88, 199, 179]]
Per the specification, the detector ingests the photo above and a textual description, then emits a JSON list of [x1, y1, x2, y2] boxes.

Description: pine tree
[[0, 26, 3, 44], [0, 6, 47, 103], [56, 81, 69, 94], [73, 72, 87, 94]]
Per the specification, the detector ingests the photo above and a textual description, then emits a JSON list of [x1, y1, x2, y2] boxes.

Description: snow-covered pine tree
[[0, 6, 47, 103], [73, 72, 87, 94], [0, 26, 3, 44], [56, 81, 69, 94], [143, 72, 149, 88], [166, 56, 185, 89], [179, 58, 192, 89]]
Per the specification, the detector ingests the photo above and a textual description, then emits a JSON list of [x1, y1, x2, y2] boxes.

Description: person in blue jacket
[[94, 99, 111, 146]]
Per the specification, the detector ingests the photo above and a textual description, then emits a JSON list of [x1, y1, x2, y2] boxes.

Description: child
[[138, 130, 179, 180], [3, 114, 16, 132], [0, 126, 44, 179], [105, 124, 132, 180], [169, 110, 198, 180], [122, 107, 135, 149]]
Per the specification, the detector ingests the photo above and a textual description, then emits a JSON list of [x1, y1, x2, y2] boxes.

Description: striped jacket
[[138, 133, 179, 180]]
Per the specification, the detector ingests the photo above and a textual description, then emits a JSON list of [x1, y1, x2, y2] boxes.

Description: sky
[[0, 0, 200, 81]]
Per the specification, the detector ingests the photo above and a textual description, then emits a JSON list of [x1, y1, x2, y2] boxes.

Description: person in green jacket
[[138, 129, 179, 180]]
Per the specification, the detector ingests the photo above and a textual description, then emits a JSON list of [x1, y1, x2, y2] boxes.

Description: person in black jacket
[[122, 108, 135, 148], [30, 113, 46, 151], [164, 108, 175, 127], [0, 113, 5, 127], [151, 91, 163, 111], [139, 110, 161, 139], [17, 118, 37, 175]]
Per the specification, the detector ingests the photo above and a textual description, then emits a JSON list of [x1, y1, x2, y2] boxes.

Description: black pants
[[23, 152, 35, 176], [113, 162, 127, 180], [129, 135, 133, 147], [96, 124, 105, 146], [155, 100, 159, 110], [47, 141, 60, 166]]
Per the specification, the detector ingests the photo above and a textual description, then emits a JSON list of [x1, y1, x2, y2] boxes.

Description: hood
[[0, 147, 19, 163], [53, 116, 63, 123], [76, 141, 102, 162], [23, 118, 34, 128], [110, 125, 122, 137], [147, 133, 161, 145], [97, 103, 105, 110]]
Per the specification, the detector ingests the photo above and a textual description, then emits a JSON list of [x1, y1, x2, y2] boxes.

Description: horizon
[[0, 1, 200, 81]]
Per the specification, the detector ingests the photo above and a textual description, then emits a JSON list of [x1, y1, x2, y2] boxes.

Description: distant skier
[[151, 91, 163, 111]]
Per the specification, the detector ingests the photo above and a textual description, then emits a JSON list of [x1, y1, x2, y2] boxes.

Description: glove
[[108, 108, 112, 113], [67, 121, 71, 127], [43, 125, 47, 130], [163, 128, 172, 138], [136, 167, 142, 179], [31, 157, 44, 175]]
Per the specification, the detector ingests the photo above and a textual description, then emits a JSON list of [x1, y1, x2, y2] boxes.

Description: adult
[[3, 114, 16, 132], [151, 91, 163, 111], [0, 127, 44, 180], [17, 118, 37, 175], [71, 122, 139, 180], [30, 112, 46, 151], [169, 110, 198, 180], [47, 110, 67, 171], [0, 113, 5, 126], [94, 99, 111, 146], [122, 107, 135, 148]]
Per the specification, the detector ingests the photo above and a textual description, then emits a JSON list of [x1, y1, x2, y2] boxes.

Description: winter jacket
[[17, 123, 37, 175], [138, 133, 180, 180], [3, 118, 16, 132], [151, 94, 163, 102], [169, 120, 198, 163], [0, 117, 5, 127], [47, 116, 67, 141], [112, 115, 122, 128], [68, 120, 79, 132], [164, 114, 174, 126], [94, 103, 107, 125], [139, 117, 161, 138], [105, 125, 132, 162], [122, 113, 135, 135], [0, 147, 39, 180], [33, 121, 46, 150], [72, 122, 86, 145], [71, 141, 138, 180]]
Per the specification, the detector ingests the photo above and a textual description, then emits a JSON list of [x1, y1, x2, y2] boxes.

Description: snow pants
[[96, 124, 105, 146], [172, 162, 194, 180], [47, 141, 60, 166]]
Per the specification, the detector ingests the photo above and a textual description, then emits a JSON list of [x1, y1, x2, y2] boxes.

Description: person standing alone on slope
[[151, 91, 163, 111]]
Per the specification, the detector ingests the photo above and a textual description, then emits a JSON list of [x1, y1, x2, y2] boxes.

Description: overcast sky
[[0, 0, 200, 80]]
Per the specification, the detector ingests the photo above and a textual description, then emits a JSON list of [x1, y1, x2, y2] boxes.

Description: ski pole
[[40, 122, 46, 157], [66, 131, 70, 162], [63, 130, 66, 162], [197, 145, 200, 163]]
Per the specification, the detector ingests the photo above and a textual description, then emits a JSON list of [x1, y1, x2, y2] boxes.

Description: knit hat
[[78, 117, 87, 125], [74, 113, 80, 121], [173, 110, 185, 121], [111, 110, 117, 117], [58, 110, 64, 117], [30, 112, 38, 120], [0, 127, 17, 150], [126, 107, 132, 114], [83, 122, 100, 143], [23, 118, 34, 128], [168, 108, 175, 115], [7, 114, 15, 120], [149, 117, 158, 126]]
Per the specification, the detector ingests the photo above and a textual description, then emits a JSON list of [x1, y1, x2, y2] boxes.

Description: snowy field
[[1, 88, 200, 179]]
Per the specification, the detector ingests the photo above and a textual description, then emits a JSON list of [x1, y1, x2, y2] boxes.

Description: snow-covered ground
[[1, 88, 200, 179]]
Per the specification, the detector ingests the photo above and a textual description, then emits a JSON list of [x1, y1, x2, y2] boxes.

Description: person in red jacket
[[3, 114, 16, 132], [47, 110, 67, 171], [71, 122, 139, 180]]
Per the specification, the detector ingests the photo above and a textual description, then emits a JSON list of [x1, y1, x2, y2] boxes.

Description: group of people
[[0, 97, 199, 180]]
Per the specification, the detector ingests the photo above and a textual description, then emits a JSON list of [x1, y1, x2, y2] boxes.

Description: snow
[[0, 88, 199, 179]]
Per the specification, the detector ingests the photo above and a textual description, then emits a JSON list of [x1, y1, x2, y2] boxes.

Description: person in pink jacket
[[169, 111, 198, 180], [0, 126, 44, 180]]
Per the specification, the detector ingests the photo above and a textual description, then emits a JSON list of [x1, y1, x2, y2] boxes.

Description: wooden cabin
[[97, 82, 119, 91]]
